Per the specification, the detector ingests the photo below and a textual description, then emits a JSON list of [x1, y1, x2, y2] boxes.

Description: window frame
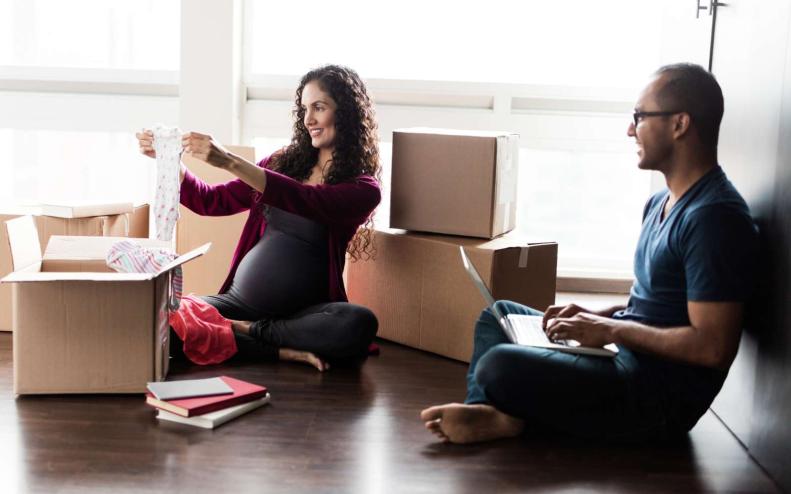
[[243, 75, 647, 288]]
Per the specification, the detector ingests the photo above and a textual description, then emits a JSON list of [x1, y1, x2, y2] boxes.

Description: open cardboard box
[[1, 216, 209, 394], [0, 203, 150, 331]]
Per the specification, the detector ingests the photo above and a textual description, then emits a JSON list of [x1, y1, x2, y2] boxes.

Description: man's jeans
[[465, 300, 723, 441]]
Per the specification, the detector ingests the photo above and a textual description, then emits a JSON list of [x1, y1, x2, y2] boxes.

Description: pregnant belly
[[228, 229, 328, 316]]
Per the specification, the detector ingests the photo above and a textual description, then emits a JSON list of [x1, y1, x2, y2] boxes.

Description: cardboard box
[[347, 229, 557, 362], [38, 201, 134, 219], [1, 216, 209, 394], [177, 146, 256, 296], [0, 204, 150, 331], [390, 128, 519, 239]]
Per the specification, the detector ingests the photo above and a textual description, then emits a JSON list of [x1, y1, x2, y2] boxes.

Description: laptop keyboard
[[506, 315, 618, 356], [509, 315, 570, 346]]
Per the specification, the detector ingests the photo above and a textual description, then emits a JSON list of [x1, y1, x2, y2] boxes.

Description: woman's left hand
[[182, 131, 232, 169]]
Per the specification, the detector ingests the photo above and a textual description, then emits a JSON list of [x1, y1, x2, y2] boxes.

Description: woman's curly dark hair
[[269, 64, 381, 261]]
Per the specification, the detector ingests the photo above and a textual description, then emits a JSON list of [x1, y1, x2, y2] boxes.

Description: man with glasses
[[421, 63, 759, 444]]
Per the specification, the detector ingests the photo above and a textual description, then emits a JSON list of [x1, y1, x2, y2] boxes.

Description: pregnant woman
[[137, 65, 381, 371]]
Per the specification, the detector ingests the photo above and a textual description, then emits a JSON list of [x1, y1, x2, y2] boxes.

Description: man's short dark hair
[[654, 63, 724, 150]]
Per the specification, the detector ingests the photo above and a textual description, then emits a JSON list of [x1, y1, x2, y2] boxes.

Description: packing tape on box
[[495, 135, 519, 233], [495, 136, 516, 204], [518, 246, 529, 268]]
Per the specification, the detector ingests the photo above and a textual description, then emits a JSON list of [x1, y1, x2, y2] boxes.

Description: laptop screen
[[459, 246, 507, 322]]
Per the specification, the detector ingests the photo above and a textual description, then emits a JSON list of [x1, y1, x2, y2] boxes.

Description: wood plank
[[0, 333, 779, 493]]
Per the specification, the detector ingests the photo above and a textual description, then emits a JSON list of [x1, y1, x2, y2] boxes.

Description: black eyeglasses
[[632, 110, 684, 127]]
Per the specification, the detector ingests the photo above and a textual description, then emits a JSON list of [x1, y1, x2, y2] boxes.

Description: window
[[243, 1, 670, 278], [0, 0, 179, 71], [246, 0, 663, 88], [2, 129, 152, 206], [518, 149, 649, 275], [0, 0, 180, 209], [0, 90, 179, 207]]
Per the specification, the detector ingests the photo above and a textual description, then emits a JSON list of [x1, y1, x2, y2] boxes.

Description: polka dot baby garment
[[152, 124, 182, 242]]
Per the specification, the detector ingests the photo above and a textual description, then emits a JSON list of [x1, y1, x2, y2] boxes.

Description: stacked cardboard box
[[177, 146, 256, 297], [347, 128, 557, 363], [389, 128, 520, 238], [0, 203, 149, 331]]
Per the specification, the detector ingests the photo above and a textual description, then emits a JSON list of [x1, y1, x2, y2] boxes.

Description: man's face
[[628, 76, 676, 171]]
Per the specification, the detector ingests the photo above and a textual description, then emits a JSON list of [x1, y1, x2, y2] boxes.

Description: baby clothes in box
[[106, 240, 182, 310]]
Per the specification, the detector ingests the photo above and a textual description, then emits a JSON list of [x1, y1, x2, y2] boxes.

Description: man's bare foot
[[230, 320, 252, 335], [420, 403, 524, 444], [279, 348, 330, 372]]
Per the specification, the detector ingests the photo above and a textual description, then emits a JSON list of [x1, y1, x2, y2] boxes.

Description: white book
[[156, 394, 271, 429], [147, 377, 234, 400]]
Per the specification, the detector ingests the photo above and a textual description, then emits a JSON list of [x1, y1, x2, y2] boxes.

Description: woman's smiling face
[[302, 80, 338, 152]]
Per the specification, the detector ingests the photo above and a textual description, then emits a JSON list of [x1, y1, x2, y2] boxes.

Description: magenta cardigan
[[179, 155, 381, 302]]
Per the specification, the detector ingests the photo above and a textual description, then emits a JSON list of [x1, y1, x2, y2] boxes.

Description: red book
[[146, 376, 268, 417]]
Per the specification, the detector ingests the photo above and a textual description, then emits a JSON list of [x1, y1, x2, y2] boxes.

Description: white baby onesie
[[152, 124, 182, 241]]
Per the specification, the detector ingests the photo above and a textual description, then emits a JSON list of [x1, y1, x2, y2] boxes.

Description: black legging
[[170, 294, 378, 363], [170, 207, 378, 364]]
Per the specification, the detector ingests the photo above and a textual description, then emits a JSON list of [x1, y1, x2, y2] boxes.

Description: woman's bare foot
[[230, 320, 252, 335], [420, 403, 524, 444], [279, 348, 330, 372], [230, 323, 327, 372]]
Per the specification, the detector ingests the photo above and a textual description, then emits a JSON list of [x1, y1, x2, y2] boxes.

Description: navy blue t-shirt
[[613, 166, 759, 327]]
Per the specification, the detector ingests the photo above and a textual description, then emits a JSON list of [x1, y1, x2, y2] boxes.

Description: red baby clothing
[[168, 295, 238, 365]]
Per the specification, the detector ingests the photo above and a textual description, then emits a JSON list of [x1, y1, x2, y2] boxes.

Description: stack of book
[[146, 376, 269, 429]]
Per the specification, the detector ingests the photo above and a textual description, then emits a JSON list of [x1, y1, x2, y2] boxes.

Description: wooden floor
[[0, 333, 781, 494]]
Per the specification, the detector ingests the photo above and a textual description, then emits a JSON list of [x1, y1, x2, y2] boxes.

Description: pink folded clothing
[[168, 295, 238, 365], [106, 240, 183, 310]]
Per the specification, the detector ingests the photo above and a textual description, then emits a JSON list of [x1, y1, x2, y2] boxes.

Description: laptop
[[460, 246, 618, 357]]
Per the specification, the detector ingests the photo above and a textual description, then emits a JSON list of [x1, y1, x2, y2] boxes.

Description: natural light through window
[[244, 0, 667, 277], [247, 0, 663, 89], [0, 0, 180, 70], [0, 130, 152, 207], [0, 0, 673, 278], [518, 148, 649, 276]]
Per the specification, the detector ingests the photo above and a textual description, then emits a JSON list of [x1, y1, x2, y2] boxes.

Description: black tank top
[[226, 206, 329, 317]]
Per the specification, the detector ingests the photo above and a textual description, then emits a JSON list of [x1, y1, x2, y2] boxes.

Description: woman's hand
[[136, 129, 156, 159], [182, 131, 233, 170]]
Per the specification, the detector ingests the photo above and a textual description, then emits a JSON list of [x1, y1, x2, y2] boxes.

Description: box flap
[[395, 127, 518, 138], [39, 201, 134, 218], [44, 236, 171, 260], [3, 271, 153, 283], [155, 242, 211, 276], [4, 216, 42, 271], [0, 205, 43, 215], [376, 228, 557, 253], [1, 237, 208, 283]]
